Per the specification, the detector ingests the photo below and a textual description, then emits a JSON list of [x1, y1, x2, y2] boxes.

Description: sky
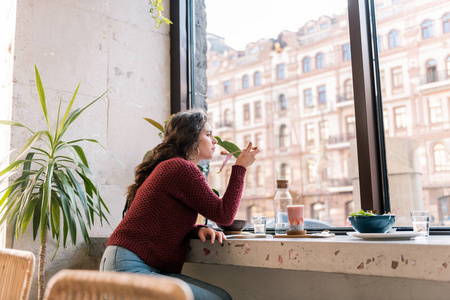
[[205, 0, 348, 51]]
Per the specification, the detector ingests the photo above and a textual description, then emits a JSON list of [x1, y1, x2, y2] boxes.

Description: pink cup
[[287, 205, 304, 231]]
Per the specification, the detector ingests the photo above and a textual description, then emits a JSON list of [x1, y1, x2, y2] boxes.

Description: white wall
[[1, 0, 171, 298]]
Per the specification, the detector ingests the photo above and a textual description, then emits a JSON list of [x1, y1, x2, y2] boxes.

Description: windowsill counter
[[185, 235, 450, 282]]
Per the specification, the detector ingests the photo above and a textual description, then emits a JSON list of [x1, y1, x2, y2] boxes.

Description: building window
[[380, 70, 386, 95], [256, 166, 263, 186], [279, 94, 288, 110], [224, 109, 232, 126], [254, 71, 261, 86], [377, 35, 382, 51], [318, 85, 326, 104], [391, 67, 403, 89], [279, 124, 289, 147], [447, 56, 450, 77], [277, 63, 285, 80], [383, 109, 389, 133], [244, 135, 252, 147], [320, 121, 329, 141], [255, 133, 263, 149], [243, 104, 250, 122], [444, 13, 450, 33], [303, 57, 311, 73], [254, 101, 262, 119], [422, 20, 434, 39], [434, 143, 448, 172], [280, 163, 289, 180], [242, 75, 249, 89], [307, 161, 317, 183], [343, 43, 351, 61], [429, 98, 443, 124], [304, 89, 313, 107], [426, 59, 437, 83], [346, 115, 355, 138], [316, 53, 324, 69], [306, 123, 315, 145], [344, 79, 353, 99], [394, 106, 407, 130], [388, 30, 399, 48], [207, 86, 213, 98], [224, 80, 230, 94]]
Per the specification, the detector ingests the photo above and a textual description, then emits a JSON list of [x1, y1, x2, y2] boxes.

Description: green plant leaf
[[55, 83, 80, 140], [0, 120, 34, 133], [11, 131, 44, 162], [215, 136, 241, 158], [21, 198, 38, 234], [35, 65, 52, 133], [40, 160, 54, 243], [143, 117, 164, 133], [0, 159, 26, 177]]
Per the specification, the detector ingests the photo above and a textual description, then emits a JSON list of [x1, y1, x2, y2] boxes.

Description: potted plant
[[0, 66, 112, 300]]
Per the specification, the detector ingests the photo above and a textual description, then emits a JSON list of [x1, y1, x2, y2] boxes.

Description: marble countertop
[[185, 234, 450, 281]]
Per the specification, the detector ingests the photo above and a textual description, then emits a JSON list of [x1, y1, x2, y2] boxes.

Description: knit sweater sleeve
[[166, 158, 246, 226]]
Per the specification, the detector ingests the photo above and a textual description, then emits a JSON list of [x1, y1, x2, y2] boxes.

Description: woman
[[100, 109, 260, 300]]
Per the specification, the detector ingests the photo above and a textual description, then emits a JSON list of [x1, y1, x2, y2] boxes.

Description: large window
[[388, 30, 399, 48], [199, 0, 450, 230], [242, 75, 250, 89], [318, 85, 326, 104], [426, 59, 437, 83], [304, 89, 313, 107], [303, 57, 311, 72], [316, 53, 324, 69], [394, 106, 407, 130], [429, 98, 443, 124], [277, 63, 285, 79], [342, 43, 351, 61], [444, 13, 450, 34], [422, 20, 434, 39], [254, 71, 261, 86], [391, 66, 403, 89]]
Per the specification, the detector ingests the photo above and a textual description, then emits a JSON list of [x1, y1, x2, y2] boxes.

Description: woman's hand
[[198, 227, 226, 244], [235, 142, 260, 168]]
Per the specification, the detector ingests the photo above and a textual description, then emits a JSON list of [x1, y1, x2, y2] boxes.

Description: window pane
[[204, 0, 356, 228], [375, 0, 450, 226]]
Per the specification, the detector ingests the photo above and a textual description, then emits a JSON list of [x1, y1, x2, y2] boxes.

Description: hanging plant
[[149, 0, 173, 28]]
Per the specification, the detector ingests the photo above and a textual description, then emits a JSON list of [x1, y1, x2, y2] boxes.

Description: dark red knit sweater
[[107, 157, 246, 274]]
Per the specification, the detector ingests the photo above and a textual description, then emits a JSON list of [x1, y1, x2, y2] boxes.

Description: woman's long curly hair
[[122, 109, 207, 217]]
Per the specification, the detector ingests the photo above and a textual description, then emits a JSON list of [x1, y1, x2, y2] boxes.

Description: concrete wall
[[183, 263, 450, 300], [1, 0, 171, 298]]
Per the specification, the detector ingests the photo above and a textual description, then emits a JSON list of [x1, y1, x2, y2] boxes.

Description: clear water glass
[[252, 216, 266, 235], [410, 211, 430, 237]]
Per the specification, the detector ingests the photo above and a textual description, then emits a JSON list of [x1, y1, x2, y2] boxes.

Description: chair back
[[44, 269, 194, 300], [0, 248, 35, 300]]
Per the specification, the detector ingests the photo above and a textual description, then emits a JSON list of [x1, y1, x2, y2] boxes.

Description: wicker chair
[[0, 248, 35, 300], [43, 269, 194, 300]]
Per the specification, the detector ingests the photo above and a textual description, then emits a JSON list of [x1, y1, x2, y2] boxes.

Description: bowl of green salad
[[348, 210, 395, 233]]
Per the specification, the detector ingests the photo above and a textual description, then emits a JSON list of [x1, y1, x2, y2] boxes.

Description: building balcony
[[327, 133, 355, 148], [335, 95, 354, 108], [417, 71, 450, 93], [214, 121, 234, 133]]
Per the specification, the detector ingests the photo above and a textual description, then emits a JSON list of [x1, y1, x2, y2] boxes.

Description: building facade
[[205, 0, 450, 227]]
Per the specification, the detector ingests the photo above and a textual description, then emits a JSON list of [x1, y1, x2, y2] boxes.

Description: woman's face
[[196, 122, 217, 162]]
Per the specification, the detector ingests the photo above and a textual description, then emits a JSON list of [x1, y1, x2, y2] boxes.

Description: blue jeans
[[100, 245, 232, 300]]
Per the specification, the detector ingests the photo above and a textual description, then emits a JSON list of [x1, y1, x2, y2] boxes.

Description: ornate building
[[206, 0, 450, 227]]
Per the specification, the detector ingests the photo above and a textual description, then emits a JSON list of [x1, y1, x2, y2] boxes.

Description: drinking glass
[[410, 211, 430, 237], [252, 216, 266, 235]]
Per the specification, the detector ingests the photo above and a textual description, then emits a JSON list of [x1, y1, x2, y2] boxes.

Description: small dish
[[348, 215, 395, 233], [347, 231, 426, 240], [217, 219, 247, 235]]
